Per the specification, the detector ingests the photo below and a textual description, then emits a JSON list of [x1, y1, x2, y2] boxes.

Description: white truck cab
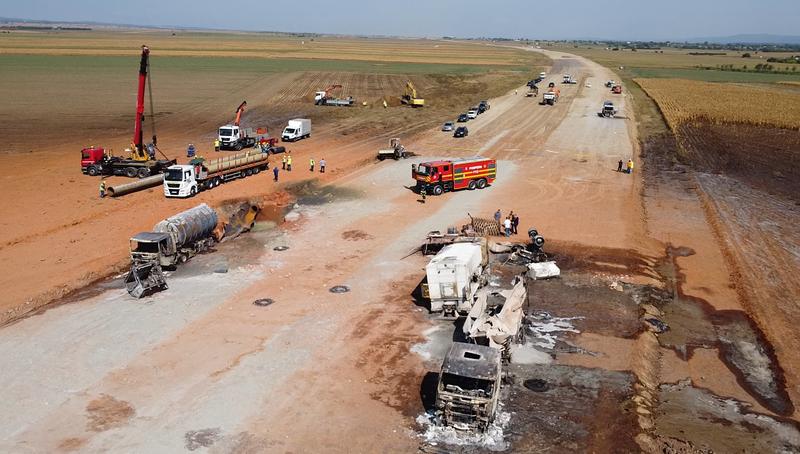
[[218, 124, 240, 148], [163, 164, 201, 198]]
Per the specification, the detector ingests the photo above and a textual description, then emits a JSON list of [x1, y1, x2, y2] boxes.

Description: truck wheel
[[468, 180, 477, 190], [125, 167, 137, 178], [477, 179, 487, 189], [137, 168, 150, 178], [87, 166, 99, 176], [214, 177, 222, 187], [190, 187, 197, 197], [235, 143, 242, 151], [378, 155, 385, 161], [432, 185, 444, 196]]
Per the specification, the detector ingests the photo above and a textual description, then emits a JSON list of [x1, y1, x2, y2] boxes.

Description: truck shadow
[[420, 371, 440, 412]]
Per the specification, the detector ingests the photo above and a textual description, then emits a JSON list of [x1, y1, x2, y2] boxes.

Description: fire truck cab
[[412, 157, 497, 196]]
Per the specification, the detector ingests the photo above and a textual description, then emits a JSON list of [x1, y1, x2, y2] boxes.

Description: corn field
[[635, 78, 800, 130]]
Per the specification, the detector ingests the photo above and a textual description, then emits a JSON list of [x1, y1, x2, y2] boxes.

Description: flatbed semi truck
[[163, 150, 269, 198]]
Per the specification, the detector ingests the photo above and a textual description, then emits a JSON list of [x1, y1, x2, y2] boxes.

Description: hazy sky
[[1, 0, 798, 41]]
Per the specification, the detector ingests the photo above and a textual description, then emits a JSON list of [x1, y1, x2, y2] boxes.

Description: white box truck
[[281, 118, 311, 142], [423, 243, 484, 317]]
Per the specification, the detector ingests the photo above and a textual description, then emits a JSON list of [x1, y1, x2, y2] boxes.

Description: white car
[[539, 72, 546, 78], [467, 109, 478, 119]]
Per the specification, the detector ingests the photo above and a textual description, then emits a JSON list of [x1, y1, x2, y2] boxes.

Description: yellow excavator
[[401, 81, 425, 108]]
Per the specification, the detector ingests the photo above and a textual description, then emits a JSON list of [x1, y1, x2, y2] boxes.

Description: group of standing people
[[494, 209, 520, 237], [273, 154, 326, 182], [617, 159, 634, 174]]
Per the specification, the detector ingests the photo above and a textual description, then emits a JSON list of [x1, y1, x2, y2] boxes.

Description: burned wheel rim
[[273, 245, 289, 251], [329, 285, 350, 293], [253, 298, 275, 307]]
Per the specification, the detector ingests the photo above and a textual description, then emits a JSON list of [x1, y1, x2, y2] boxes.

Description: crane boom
[[234, 101, 247, 126], [133, 45, 150, 154]]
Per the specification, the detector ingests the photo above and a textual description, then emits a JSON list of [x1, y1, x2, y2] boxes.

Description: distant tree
[[793, 67, 797, 72], [743, 65, 748, 70], [742, 52, 751, 58]]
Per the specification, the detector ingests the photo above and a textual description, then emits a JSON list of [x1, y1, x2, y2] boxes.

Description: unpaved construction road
[[1, 49, 797, 453]]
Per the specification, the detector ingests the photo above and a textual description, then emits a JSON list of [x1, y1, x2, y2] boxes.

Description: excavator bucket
[[125, 262, 168, 298]]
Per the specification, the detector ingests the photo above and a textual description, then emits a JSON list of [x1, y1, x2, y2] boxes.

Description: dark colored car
[[453, 126, 469, 138], [457, 113, 469, 122], [478, 100, 490, 113]]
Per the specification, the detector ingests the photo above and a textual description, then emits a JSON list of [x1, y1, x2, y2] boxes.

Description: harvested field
[[675, 121, 800, 199], [636, 78, 800, 129], [0, 31, 535, 66], [0, 33, 546, 154]]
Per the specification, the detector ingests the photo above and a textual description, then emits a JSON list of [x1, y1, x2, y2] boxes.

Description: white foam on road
[[526, 312, 583, 350]]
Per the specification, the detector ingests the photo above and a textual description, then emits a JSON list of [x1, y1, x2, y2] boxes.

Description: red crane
[[233, 101, 247, 126], [132, 45, 151, 158]]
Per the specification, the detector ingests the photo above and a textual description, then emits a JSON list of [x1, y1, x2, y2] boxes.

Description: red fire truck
[[412, 157, 497, 195]]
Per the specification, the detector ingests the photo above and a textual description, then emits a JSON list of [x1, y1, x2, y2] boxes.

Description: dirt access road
[[0, 49, 788, 452]]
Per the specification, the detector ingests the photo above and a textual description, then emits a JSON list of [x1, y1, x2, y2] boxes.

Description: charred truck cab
[[436, 343, 502, 431], [412, 157, 497, 196]]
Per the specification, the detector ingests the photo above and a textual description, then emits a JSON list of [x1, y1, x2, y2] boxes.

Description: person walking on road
[[617, 159, 623, 172], [186, 143, 196, 158], [494, 209, 502, 224], [99, 179, 106, 198], [511, 212, 519, 235], [319, 158, 326, 173], [420, 186, 427, 203], [309, 157, 315, 172], [214, 139, 220, 152], [273, 166, 279, 182], [626, 159, 634, 174], [287, 154, 293, 171], [281, 155, 287, 170], [504, 216, 512, 237]]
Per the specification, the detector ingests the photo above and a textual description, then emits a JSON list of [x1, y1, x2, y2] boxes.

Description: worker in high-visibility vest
[[281, 154, 287, 170], [287, 154, 293, 171], [214, 139, 220, 152], [99, 179, 106, 198], [309, 157, 315, 172], [626, 159, 634, 174]]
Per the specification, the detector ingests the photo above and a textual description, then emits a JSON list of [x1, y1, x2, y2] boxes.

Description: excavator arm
[[406, 82, 418, 99]]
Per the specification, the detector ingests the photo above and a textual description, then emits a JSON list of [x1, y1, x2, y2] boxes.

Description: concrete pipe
[[107, 174, 164, 197]]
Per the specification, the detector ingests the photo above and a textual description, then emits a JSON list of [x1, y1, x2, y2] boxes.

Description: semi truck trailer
[[126, 203, 219, 297], [163, 150, 269, 198], [81, 146, 176, 178]]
